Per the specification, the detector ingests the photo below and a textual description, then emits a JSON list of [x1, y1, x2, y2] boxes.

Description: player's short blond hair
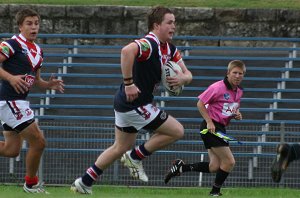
[[227, 60, 246, 74]]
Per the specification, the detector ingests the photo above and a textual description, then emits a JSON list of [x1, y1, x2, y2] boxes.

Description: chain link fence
[[1, 121, 300, 188]]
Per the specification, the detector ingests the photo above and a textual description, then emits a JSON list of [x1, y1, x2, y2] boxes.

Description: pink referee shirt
[[198, 79, 243, 126]]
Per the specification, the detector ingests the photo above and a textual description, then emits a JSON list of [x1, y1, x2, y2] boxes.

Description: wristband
[[124, 82, 134, 86], [123, 77, 133, 81]]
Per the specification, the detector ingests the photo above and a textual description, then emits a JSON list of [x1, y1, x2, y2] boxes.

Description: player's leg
[[20, 122, 46, 180], [121, 106, 182, 182], [0, 101, 26, 157], [96, 127, 137, 169], [124, 116, 183, 182], [270, 143, 300, 183], [71, 127, 137, 194], [164, 159, 185, 184], [164, 123, 224, 184], [209, 146, 235, 196], [211, 146, 235, 172], [0, 130, 22, 157], [271, 143, 290, 183], [120, 144, 149, 182], [180, 147, 221, 173], [97, 127, 137, 182], [164, 149, 220, 184], [126, 116, 183, 177], [145, 116, 183, 184], [144, 115, 184, 152], [1, 101, 47, 193], [19, 122, 46, 192]]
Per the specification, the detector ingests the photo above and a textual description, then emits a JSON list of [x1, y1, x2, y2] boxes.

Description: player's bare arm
[[121, 42, 141, 102], [34, 69, 65, 93], [197, 100, 216, 133], [178, 60, 192, 84]]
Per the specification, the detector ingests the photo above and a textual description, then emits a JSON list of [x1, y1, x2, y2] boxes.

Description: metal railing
[[0, 34, 300, 187]]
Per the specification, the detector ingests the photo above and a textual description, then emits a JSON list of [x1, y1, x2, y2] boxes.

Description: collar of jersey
[[223, 76, 243, 90]]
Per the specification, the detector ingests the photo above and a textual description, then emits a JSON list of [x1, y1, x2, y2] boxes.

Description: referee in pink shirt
[[165, 60, 246, 197]]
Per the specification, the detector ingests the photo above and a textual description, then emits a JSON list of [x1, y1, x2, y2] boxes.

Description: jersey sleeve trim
[[171, 48, 182, 63], [134, 38, 152, 61], [0, 41, 15, 58]]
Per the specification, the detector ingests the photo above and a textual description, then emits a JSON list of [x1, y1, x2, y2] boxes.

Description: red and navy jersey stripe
[[0, 34, 43, 100]]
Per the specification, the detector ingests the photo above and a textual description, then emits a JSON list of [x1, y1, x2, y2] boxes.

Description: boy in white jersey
[[0, 9, 64, 193], [165, 60, 246, 197]]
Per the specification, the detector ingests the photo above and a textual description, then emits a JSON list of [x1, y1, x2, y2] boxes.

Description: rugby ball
[[161, 61, 184, 96]]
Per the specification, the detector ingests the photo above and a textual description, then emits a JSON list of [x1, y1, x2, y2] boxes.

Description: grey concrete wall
[[1, 4, 300, 38]]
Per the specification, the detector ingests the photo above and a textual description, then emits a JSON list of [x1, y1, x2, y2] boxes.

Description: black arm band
[[123, 77, 133, 81], [124, 82, 134, 86]]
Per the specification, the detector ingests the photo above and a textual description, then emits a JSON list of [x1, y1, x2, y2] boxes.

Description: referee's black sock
[[211, 168, 229, 193], [182, 162, 210, 173]]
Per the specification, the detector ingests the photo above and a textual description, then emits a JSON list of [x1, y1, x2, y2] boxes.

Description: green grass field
[[0, 185, 300, 198], [1, 0, 300, 9]]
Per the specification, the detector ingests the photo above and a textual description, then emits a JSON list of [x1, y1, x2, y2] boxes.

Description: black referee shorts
[[200, 120, 229, 149]]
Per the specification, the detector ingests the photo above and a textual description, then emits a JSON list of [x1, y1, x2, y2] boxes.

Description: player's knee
[[5, 149, 20, 158], [112, 142, 132, 154], [32, 136, 46, 151], [39, 137, 46, 149], [229, 158, 236, 168], [224, 158, 235, 170], [209, 164, 219, 173], [0, 143, 21, 157], [173, 125, 184, 140]]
